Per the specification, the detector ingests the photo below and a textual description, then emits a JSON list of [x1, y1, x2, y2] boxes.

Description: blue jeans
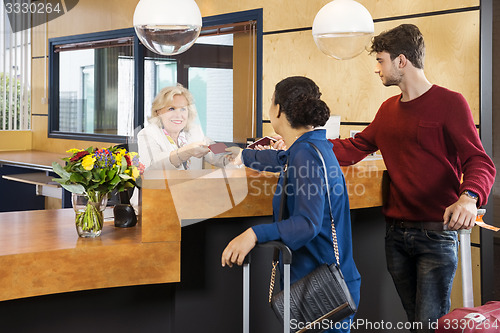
[[385, 225, 458, 333]]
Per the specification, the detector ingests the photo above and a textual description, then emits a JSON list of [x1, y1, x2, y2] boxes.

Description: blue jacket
[[242, 130, 360, 286]]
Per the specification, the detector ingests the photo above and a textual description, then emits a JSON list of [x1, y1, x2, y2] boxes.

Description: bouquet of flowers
[[52, 146, 144, 237]]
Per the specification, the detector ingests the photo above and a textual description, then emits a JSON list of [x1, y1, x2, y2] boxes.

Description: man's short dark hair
[[370, 24, 425, 69]]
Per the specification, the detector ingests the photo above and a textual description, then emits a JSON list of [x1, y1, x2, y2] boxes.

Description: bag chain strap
[[269, 260, 279, 303], [267, 143, 340, 303]]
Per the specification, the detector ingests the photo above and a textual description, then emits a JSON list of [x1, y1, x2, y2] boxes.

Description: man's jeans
[[385, 225, 458, 333]]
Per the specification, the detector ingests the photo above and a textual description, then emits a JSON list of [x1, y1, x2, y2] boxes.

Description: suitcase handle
[[243, 241, 292, 264], [243, 241, 292, 333], [258, 241, 293, 264]]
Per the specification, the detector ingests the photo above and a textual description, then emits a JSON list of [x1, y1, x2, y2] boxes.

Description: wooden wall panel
[[233, 31, 257, 143], [262, 122, 274, 137], [31, 24, 46, 58], [31, 58, 48, 116], [195, 0, 479, 33], [31, 116, 116, 152], [30, 0, 481, 152], [0, 132, 32, 151], [46, 0, 137, 39], [263, 11, 480, 125]]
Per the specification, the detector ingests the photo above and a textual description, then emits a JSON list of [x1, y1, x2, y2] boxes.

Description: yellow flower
[[67, 148, 83, 154], [81, 155, 96, 171], [131, 166, 140, 180], [115, 150, 125, 166]]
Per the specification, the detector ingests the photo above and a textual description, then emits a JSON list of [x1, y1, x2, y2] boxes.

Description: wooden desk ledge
[[0, 209, 180, 301], [2, 173, 60, 187]]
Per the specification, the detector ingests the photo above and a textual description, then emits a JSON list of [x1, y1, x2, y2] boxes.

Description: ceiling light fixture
[[312, 0, 374, 60], [133, 0, 202, 56]]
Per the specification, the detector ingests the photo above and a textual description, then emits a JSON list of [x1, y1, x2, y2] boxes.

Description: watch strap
[[462, 190, 478, 201]]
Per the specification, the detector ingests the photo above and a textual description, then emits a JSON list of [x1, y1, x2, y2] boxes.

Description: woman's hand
[[225, 146, 243, 165], [178, 141, 210, 160], [272, 137, 287, 150], [221, 228, 257, 267], [254, 135, 287, 151]]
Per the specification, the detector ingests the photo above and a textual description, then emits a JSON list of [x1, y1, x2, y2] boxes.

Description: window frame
[[48, 9, 263, 143]]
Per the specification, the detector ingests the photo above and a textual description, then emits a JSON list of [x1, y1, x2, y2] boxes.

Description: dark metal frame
[[479, 0, 495, 303], [47, 9, 264, 142], [48, 27, 138, 143]]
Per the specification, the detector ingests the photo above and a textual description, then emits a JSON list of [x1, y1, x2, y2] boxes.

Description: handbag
[[269, 143, 357, 333]]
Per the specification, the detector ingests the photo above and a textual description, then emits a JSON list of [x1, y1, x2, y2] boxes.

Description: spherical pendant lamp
[[312, 0, 374, 60], [133, 0, 202, 56]]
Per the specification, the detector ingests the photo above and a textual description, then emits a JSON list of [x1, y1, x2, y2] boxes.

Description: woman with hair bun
[[222, 76, 360, 332]]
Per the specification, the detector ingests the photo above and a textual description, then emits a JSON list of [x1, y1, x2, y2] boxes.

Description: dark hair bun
[[274, 77, 331, 129]]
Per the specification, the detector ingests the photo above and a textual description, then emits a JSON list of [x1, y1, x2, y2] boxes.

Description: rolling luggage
[[435, 301, 500, 333], [243, 241, 292, 333], [435, 209, 500, 333]]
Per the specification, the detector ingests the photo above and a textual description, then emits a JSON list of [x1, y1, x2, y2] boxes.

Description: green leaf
[[110, 174, 121, 186], [69, 173, 85, 183], [52, 178, 67, 186], [120, 157, 127, 173], [107, 169, 117, 181], [60, 183, 85, 194], [119, 174, 132, 181], [52, 162, 70, 180]]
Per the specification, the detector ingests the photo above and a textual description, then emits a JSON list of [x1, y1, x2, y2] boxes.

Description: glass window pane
[[144, 58, 177, 125], [189, 67, 233, 142], [58, 44, 134, 136]]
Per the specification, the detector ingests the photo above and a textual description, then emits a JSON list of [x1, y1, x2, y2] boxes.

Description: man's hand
[[443, 195, 478, 230], [221, 228, 257, 267]]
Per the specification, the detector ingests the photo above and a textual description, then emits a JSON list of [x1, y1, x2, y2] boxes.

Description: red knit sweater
[[330, 85, 496, 222]]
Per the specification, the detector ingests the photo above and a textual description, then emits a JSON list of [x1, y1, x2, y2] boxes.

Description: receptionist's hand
[[225, 146, 243, 165], [178, 142, 210, 160], [221, 228, 257, 268]]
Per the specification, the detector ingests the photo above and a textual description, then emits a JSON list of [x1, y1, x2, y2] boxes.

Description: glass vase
[[71, 191, 108, 238]]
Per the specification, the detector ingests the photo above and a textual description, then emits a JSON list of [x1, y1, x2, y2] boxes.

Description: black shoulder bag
[[269, 143, 357, 333]]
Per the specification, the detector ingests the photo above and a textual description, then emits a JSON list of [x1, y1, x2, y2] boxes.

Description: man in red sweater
[[331, 24, 496, 332]]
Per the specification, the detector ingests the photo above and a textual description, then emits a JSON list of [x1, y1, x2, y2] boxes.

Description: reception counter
[[0, 150, 391, 332], [0, 152, 386, 300], [0, 209, 179, 302]]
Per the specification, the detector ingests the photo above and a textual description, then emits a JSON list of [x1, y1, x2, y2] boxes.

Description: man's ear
[[398, 54, 408, 68], [277, 106, 282, 118]]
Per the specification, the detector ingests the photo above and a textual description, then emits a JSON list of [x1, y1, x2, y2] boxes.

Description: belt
[[386, 218, 446, 231]]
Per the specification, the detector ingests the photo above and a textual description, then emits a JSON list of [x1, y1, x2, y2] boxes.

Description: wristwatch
[[462, 190, 479, 201]]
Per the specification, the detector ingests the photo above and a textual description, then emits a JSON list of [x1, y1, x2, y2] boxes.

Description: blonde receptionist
[[138, 85, 229, 170]]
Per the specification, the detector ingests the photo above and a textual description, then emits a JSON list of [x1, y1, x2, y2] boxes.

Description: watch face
[[465, 190, 478, 199]]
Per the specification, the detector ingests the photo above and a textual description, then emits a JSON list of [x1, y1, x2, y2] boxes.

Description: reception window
[[48, 9, 262, 144]]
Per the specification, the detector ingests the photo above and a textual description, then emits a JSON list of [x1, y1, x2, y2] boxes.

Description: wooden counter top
[[0, 151, 385, 302], [141, 158, 386, 241], [0, 209, 180, 301], [0, 150, 65, 171]]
